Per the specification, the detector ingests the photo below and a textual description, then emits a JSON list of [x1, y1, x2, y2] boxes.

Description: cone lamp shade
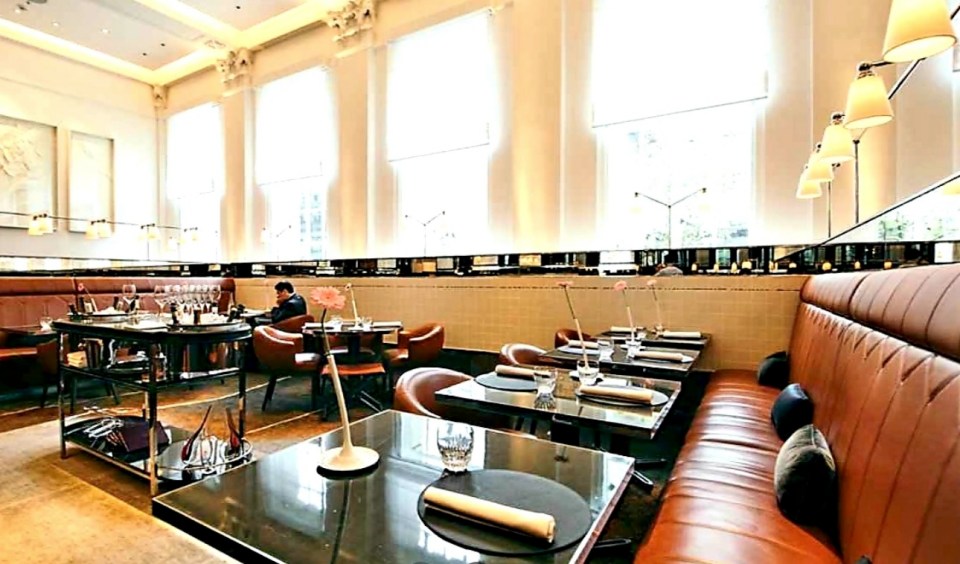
[[96, 221, 111, 238], [85, 221, 99, 240], [844, 68, 894, 129], [819, 114, 855, 164], [27, 216, 43, 236], [806, 151, 835, 182], [882, 0, 957, 63], [796, 168, 824, 199]]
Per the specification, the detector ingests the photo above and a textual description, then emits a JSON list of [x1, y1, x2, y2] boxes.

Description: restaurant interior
[[0, 0, 959, 562]]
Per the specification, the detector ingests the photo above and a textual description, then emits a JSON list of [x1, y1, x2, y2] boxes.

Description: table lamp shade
[[819, 120, 855, 164], [882, 0, 957, 63], [844, 69, 894, 129]]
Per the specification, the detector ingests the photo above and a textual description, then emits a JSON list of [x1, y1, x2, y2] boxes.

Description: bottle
[[170, 303, 180, 326], [112, 296, 121, 311], [68, 304, 78, 316], [193, 308, 202, 326]]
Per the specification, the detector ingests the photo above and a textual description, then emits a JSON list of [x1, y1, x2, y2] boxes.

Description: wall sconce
[[883, 0, 957, 63], [180, 227, 200, 244], [883, 260, 894, 269], [85, 219, 111, 240], [28, 213, 54, 236], [844, 63, 894, 130], [730, 262, 740, 274], [818, 113, 855, 164], [742, 259, 753, 272], [138, 223, 161, 241], [854, 260, 862, 270], [822, 261, 833, 272], [690, 263, 698, 272]]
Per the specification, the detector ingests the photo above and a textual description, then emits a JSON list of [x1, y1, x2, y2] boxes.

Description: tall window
[[593, 0, 767, 248], [166, 102, 224, 258], [255, 67, 334, 259], [388, 12, 493, 256]]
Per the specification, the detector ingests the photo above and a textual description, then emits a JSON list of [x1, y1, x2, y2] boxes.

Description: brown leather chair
[[393, 367, 515, 431], [554, 328, 593, 348], [498, 343, 546, 366], [253, 326, 321, 411], [384, 323, 445, 374], [271, 314, 314, 333]]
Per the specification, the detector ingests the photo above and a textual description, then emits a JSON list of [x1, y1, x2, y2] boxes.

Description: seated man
[[270, 280, 307, 324], [655, 251, 684, 277]]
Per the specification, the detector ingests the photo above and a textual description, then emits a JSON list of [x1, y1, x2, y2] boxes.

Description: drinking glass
[[330, 314, 343, 331], [121, 284, 136, 312], [361, 316, 373, 330], [153, 285, 168, 314], [576, 358, 601, 386], [597, 339, 614, 360], [39, 316, 53, 332], [533, 367, 558, 395], [208, 285, 222, 312], [437, 422, 474, 473]]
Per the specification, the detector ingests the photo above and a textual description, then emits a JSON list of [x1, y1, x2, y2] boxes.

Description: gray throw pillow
[[774, 424, 836, 526]]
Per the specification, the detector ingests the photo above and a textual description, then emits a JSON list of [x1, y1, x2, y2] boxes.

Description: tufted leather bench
[[635, 264, 960, 563]]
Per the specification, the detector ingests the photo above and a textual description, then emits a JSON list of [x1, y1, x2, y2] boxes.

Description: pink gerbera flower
[[310, 287, 346, 311], [613, 280, 627, 292], [557, 281, 572, 288]]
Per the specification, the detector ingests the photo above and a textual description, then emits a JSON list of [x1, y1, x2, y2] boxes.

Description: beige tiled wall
[[236, 275, 809, 371]]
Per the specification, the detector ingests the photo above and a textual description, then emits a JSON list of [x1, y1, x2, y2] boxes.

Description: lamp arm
[[633, 192, 669, 208], [671, 187, 707, 207]]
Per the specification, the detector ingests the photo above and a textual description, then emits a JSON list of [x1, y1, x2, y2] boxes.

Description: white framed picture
[[68, 131, 114, 232], [0, 114, 56, 229]]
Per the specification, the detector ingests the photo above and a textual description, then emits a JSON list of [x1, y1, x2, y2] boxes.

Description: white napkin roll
[[494, 365, 536, 378], [372, 321, 403, 328], [660, 331, 702, 339], [567, 339, 598, 349], [579, 385, 653, 404], [609, 326, 634, 333], [423, 487, 556, 542], [630, 350, 686, 362]]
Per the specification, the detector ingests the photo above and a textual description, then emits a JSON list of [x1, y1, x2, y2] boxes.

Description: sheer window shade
[[592, 0, 768, 128], [387, 12, 493, 161], [166, 103, 223, 200]]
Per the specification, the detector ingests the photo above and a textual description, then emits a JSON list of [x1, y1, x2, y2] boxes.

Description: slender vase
[[317, 311, 379, 474]]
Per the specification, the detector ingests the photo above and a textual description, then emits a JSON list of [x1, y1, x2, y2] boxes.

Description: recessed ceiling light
[[141, 52, 147, 56], [160, 42, 166, 47], [14, 5, 26, 14], [52, 22, 60, 27], [101, 28, 109, 34]]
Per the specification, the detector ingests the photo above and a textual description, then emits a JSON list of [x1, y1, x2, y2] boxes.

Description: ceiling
[[0, 0, 351, 85]]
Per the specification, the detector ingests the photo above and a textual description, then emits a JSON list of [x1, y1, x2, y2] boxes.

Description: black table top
[[302, 322, 403, 336], [597, 331, 710, 350], [540, 345, 701, 379], [0, 325, 56, 346], [437, 372, 681, 439], [152, 410, 634, 564], [52, 318, 251, 344]]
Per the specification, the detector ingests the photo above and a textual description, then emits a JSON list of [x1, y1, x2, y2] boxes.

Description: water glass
[[361, 316, 373, 330], [597, 339, 614, 360], [39, 316, 53, 332], [576, 358, 600, 386], [437, 422, 474, 473], [533, 367, 557, 395]]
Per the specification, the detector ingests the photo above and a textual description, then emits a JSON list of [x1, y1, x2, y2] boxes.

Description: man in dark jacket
[[270, 280, 307, 324]]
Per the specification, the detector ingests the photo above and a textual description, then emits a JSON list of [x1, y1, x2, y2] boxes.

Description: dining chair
[[383, 323, 445, 380], [554, 328, 594, 349], [270, 314, 314, 333], [253, 326, 321, 411], [498, 343, 546, 366], [393, 367, 528, 435]]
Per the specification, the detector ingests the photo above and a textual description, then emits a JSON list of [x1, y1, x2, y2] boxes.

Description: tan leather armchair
[[384, 323, 445, 374], [393, 367, 517, 431], [554, 328, 593, 349], [253, 326, 321, 411], [271, 314, 314, 333], [498, 343, 546, 366]]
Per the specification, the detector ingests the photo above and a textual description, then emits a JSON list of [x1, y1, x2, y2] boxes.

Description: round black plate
[[417, 470, 592, 557], [575, 388, 669, 407], [475, 373, 537, 392]]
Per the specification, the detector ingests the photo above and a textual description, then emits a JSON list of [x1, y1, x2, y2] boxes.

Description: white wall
[[0, 37, 160, 260]]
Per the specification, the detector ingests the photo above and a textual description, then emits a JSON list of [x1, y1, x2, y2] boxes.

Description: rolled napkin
[[609, 326, 635, 333], [660, 331, 702, 339], [579, 384, 653, 404], [494, 365, 536, 379], [629, 350, 687, 363], [422, 486, 556, 542], [567, 339, 598, 349], [372, 321, 403, 328]]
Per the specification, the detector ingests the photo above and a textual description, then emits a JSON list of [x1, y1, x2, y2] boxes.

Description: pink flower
[[646, 280, 657, 288], [557, 281, 572, 288], [310, 287, 346, 311], [613, 280, 627, 292], [77, 282, 85, 292]]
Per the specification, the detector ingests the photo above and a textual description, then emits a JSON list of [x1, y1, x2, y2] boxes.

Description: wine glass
[[153, 285, 168, 314], [208, 285, 222, 313], [121, 284, 136, 313]]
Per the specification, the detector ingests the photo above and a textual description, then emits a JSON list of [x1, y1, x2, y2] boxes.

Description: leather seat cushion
[[323, 362, 385, 377], [383, 348, 409, 365]]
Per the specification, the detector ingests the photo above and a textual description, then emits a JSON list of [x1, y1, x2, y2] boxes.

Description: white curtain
[[592, 0, 768, 127], [387, 12, 493, 161]]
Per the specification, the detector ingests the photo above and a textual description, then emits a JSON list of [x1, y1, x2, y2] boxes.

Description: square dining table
[[152, 410, 635, 564], [539, 344, 702, 379]]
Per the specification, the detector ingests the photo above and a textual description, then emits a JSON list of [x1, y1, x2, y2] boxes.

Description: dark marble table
[[0, 324, 57, 346], [437, 372, 681, 440], [540, 345, 701, 379], [153, 410, 634, 564], [597, 331, 710, 351]]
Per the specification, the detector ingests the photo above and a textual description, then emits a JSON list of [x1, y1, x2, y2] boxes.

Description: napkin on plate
[[579, 385, 653, 404], [494, 365, 536, 379], [372, 321, 403, 328], [660, 331, 702, 339], [423, 486, 556, 542], [567, 339, 598, 349], [609, 326, 635, 333], [629, 350, 687, 363]]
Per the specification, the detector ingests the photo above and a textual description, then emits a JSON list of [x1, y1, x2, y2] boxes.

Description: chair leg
[[261, 373, 278, 411], [107, 383, 121, 405], [39, 381, 49, 409]]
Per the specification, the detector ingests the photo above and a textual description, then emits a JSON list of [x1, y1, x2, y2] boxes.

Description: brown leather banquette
[[636, 263, 960, 563]]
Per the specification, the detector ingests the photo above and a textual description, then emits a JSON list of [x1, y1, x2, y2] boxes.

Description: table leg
[[238, 366, 246, 438], [147, 344, 160, 497], [57, 335, 66, 459]]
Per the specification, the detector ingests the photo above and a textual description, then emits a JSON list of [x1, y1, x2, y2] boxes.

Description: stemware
[[121, 284, 137, 313], [153, 285, 168, 314]]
